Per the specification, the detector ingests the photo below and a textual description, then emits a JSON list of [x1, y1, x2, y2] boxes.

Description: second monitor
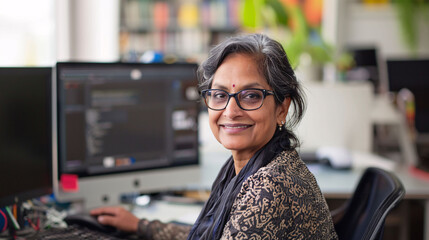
[[54, 62, 200, 209]]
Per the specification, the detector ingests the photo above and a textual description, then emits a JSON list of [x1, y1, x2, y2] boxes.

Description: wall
[[342, 3, 429, 58], [0, 0, 55, 66], [56, 0, 120, 62]]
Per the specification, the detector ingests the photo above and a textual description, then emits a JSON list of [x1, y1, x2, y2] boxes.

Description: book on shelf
[[120, 0, 240, 59]]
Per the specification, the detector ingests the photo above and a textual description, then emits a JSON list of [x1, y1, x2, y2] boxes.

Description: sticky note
[[60, 174, 79, 192]]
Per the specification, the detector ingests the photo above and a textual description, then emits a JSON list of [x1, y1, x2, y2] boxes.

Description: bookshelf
[[119, 0, 240, 62]]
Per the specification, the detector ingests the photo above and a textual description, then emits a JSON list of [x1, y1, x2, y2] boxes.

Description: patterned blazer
[[137, 150, 338, 240]]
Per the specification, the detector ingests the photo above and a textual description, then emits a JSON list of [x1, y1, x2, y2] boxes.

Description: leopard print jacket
[[137, 150, 338, 240]]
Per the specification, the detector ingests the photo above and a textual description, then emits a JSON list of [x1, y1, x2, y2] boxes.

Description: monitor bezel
[[53, 62, 201, 209]]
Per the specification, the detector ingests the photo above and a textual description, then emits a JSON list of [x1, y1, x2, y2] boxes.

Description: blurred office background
[[1, 0, 429, 65], [2, 0, 427, 172], [1, 0, 429, 239]]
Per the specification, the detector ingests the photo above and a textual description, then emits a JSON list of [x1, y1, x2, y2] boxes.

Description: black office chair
[[331, 167, 405, 240]]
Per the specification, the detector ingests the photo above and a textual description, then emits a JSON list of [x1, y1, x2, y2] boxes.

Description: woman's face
[[208, 53, 289, 160]]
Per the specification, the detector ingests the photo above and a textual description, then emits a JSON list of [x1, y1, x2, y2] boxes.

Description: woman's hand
[[89, 206, 140, 233]]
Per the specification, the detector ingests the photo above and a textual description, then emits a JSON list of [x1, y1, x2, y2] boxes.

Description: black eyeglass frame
[[201, 88, 275, 111]]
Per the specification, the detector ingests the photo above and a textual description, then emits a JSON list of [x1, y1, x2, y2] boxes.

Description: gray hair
[[197, 33, 306, 149]]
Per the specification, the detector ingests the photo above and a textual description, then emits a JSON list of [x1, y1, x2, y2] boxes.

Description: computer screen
[[344, 47, 385, 93], [0, 67, 52, 208], [387, 59, 429, 134], [54, 62, 200, 209]]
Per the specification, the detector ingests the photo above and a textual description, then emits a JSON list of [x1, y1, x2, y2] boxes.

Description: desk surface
[[311, 164, 429, 199]]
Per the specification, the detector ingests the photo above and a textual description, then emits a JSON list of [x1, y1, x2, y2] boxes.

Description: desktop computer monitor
[[0, 67, 52, 208], [54, 62, 200, 209], [344, 47, 386, 93]]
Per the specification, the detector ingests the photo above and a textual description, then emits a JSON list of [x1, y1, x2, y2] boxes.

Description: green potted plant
[[394, 0, 429, 54]]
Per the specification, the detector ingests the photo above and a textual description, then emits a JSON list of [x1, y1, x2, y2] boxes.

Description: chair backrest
[[334, 167, 405, 240]]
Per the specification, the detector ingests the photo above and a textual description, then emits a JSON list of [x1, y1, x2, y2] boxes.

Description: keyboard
[[33, 225, 128, 240]]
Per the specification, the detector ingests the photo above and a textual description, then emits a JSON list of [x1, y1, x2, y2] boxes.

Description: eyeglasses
[[201, 88, 275, 111]]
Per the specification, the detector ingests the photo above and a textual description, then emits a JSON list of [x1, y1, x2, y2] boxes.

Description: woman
[[90, 33, 338, 240]]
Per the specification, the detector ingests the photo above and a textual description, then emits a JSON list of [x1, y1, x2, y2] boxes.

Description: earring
[[278, 121, 284, 131]]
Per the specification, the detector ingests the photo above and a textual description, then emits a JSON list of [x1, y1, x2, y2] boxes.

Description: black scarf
[[187, 131, 289, 239]]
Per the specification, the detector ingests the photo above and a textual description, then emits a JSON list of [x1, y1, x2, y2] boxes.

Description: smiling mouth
[[220, 124, 253, 129]]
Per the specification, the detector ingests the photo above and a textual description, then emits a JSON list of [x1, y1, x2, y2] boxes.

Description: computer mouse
[[64, 213, 118, 234], [316, 146, 353, 169]]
